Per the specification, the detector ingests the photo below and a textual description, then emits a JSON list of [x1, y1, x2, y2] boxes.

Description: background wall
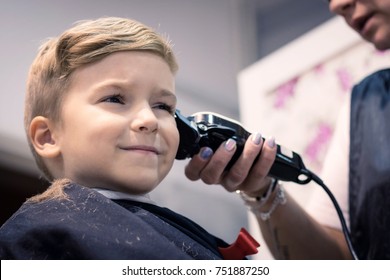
[[0, 0, 334, 248]]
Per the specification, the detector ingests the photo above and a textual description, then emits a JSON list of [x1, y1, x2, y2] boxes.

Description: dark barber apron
[[349, 69, 390, 259]]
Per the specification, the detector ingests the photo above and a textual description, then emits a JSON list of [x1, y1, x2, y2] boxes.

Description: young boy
[[0, 17, 273, 260]]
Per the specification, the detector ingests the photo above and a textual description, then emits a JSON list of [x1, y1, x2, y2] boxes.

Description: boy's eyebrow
[[158, 89, 177, 102], [91, 80, 176, 101]]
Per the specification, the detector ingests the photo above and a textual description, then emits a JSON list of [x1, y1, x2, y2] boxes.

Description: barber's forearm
[[255, 190, 348, 259]]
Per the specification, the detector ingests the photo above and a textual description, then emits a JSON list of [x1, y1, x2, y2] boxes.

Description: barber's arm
[[185, 135, 351, 259], [253, 187, 352, 259]]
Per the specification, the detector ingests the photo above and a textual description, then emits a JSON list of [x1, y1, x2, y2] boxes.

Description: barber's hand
[[184, 133, 277, 195]]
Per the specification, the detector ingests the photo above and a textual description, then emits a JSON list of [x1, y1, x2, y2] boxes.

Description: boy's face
[[54, 51, 179, 194]]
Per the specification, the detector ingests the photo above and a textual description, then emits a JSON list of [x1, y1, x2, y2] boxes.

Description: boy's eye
[[154, 103, 175, 115], [102, 94, 124, 104]]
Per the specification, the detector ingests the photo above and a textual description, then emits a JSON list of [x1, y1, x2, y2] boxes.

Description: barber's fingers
[[219, 133, 263, 192], [184, 147, 213, 181], [184, 139, 236, 184], [185, 135, 277, 193], [237, 137, 277, 194]]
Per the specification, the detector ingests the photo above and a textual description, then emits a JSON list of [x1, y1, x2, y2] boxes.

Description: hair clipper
[[175, 109, 313, 184]]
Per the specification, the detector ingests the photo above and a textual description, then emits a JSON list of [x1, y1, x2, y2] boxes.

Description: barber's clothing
[[0, 183, 228, 259], [349, 69, 390, 259]]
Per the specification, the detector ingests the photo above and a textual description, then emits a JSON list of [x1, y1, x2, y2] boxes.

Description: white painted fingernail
[[224, 139, 236, 151]]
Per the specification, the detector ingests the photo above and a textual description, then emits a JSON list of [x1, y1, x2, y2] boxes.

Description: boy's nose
[[329, 0, 355, 16], [131, 107, 158, 133]]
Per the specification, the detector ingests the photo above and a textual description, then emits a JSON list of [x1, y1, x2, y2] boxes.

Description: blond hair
[[25, 17, 178, 181]]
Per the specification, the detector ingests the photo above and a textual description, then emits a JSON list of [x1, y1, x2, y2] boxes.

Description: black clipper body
[[175, 110, 312, 185]]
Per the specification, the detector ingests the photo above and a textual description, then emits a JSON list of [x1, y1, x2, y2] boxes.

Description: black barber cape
[[0, 183, 228, 259], [349, 69, 390, 259]]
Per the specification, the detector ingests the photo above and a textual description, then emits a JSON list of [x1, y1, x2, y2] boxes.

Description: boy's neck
[[92, 188, 156, 205]]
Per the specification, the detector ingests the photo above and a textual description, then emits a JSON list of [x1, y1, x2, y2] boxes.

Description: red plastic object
[[219, 228, 260, 260]]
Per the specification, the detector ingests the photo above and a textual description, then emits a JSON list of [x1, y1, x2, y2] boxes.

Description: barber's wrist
[[241, 177, 275, 199], [238, 178, 278, 206], [256, 185, 286, 221], [239, 178, 287, 221]]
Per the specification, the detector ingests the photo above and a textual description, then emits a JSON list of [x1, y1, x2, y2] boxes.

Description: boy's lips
[[120, 145, 160, 154]]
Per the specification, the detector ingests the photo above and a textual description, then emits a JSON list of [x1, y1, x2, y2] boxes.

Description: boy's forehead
[[74, 51, 173, 75], [67, 51, 175, 92]]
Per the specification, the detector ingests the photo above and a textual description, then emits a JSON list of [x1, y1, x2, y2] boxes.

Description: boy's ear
[[29, 116, 61, 159]]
